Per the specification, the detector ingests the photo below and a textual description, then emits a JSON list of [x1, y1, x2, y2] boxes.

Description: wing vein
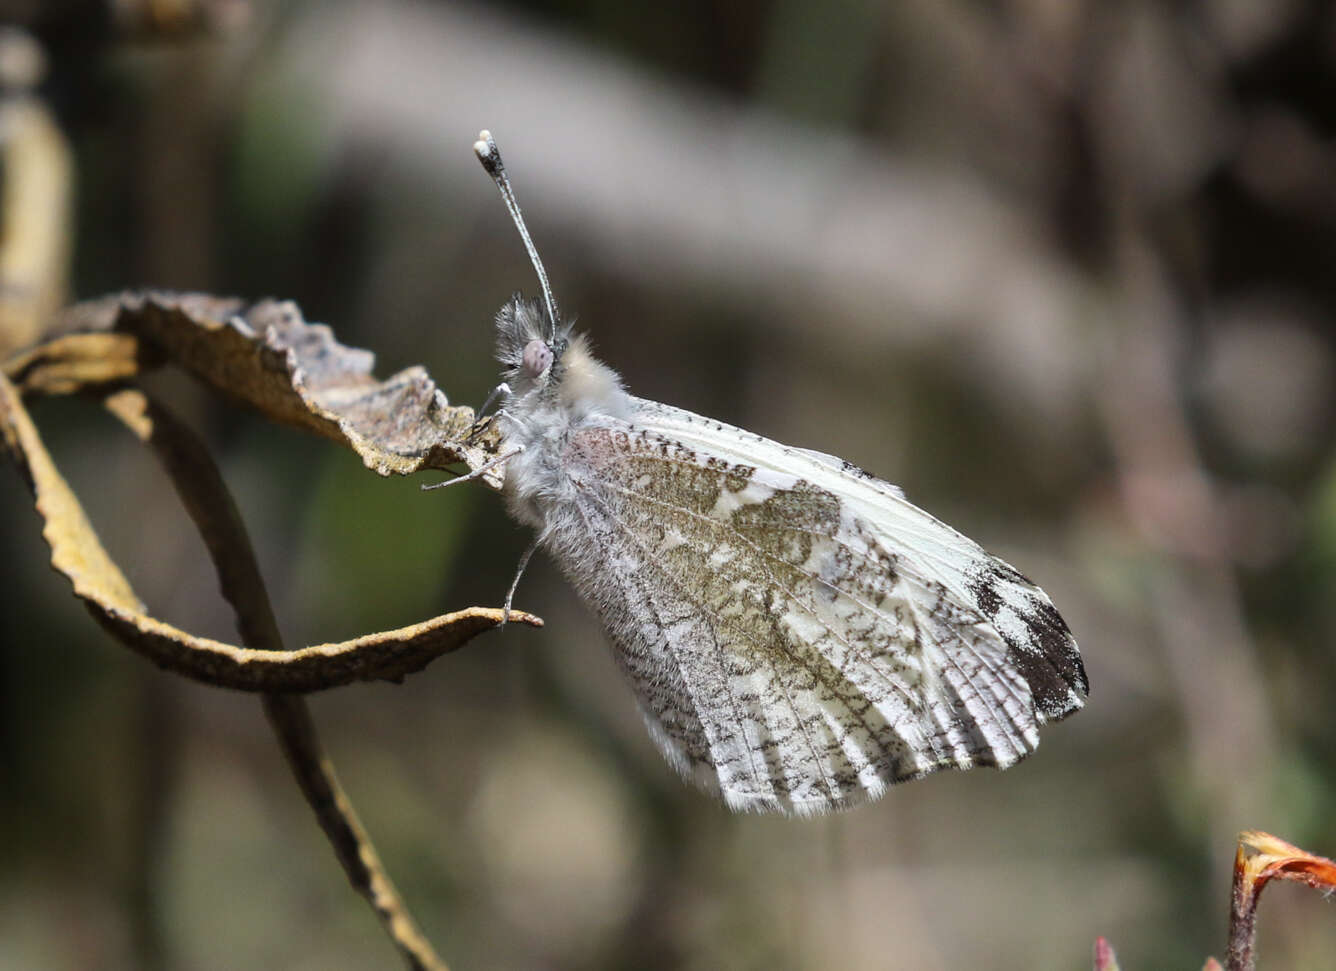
[[591, 475, 943, 712], [571, 487, 773, 795], [575, 479, 921, 792], [588, 451, 1036, 766], [580, 486, 855, 803]]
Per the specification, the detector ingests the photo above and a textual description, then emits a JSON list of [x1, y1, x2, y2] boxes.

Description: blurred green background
[[3, 1, 1336, 968]]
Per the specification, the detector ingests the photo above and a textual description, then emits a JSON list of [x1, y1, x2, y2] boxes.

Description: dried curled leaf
[[1235, 830, 1336, 892], [0, 370, 538, 692], [41, 289, 243, 343], [89, 604, 537, 692], [35, 290, 504, 485], [6, 266, 501, 965]]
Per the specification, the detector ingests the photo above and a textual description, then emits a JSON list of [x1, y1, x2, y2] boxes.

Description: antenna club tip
[[474, 130, 503, 172], [473, 129, 496, 156], [474, 128, 557, 333]]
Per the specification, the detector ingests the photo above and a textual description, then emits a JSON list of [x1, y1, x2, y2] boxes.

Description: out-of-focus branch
[[294, 1, 1093, 421], [1096, 262, 1275, 863], [108, 0, 253, 42], [1078, 7, 1276, 890], [0, 28, 72, 359]]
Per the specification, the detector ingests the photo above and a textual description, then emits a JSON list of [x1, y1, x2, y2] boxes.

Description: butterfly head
[[495, 294, 571, 397], [494, 294, 628, 419]]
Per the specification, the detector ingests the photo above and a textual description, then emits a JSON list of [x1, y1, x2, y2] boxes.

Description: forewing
[[629, 399, 1087, 721], [554, 407, 1085, 815]]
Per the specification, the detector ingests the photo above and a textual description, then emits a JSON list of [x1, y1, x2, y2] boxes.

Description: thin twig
[[124, 677, 174, 971], [102, 387, 450, 971], [1228, 842, 1261, 971], [264, 695, 447, 971]]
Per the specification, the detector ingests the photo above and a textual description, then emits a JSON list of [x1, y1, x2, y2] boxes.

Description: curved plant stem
[[264, 695, 447, 970], [102, 387, 449, 971]]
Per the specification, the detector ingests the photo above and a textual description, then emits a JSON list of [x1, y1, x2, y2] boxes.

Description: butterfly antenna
[[474, 130, 560, 343]]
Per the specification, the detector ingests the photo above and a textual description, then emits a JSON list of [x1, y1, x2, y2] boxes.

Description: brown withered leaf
[[7, 290, 520, 967], [1234, 829, 1336, 893], [0, 370, 539, 693], [44, 289, 245, 340], [88, 605, 539, 693], [34, 290, 504, 486]]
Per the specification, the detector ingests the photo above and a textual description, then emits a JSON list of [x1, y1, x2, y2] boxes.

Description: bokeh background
[[2, 1, 1335, 968]]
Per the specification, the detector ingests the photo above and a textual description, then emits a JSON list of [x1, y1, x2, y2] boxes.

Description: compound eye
[[522, 338, 554, 378]]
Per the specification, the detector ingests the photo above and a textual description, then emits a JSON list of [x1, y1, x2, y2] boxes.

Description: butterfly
[[435, 131, 1088, 815]]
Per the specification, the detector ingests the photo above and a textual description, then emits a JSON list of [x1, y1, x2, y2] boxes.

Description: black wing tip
[[966, 562, 1089, 720], [1022, 595, 1088, 719]]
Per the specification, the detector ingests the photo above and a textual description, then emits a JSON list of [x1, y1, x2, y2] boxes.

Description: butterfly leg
[[463, 381, 513, 443], [420, 445, 524, 491], [502, 528, 547, 625], [492, 406, 530, 431], [477, 380, 512, 417]]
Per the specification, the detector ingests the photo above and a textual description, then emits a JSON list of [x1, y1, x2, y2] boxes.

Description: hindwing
[[547, 404, 1086, 814]]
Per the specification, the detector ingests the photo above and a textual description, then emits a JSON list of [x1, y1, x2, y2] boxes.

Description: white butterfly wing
[[631, 399, 1087, 720], [544, 398, 1086, 814]]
